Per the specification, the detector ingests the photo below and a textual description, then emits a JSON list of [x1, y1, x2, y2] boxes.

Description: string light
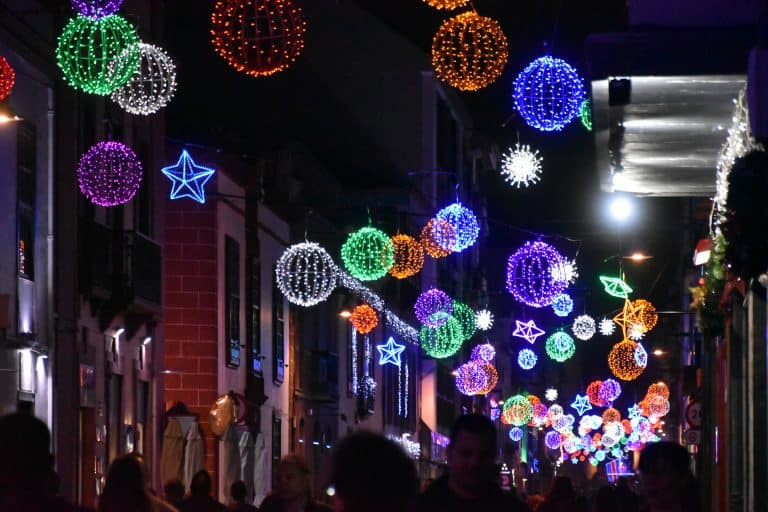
[[470, 343, 496, 362], [419, 317, 463, 358], [503, 395, 534, 426], [506, 240, 568, 307], [421, 0, 469, 9], [572, 315, 596, 340], [648, 395, 671, 417], [77, 141, 142, 207], [420, 218, 457, 259], [632, 299, 659, 332], [435, 202, 480, 252], [509, 427, 524, 442], [579, 98, 592, 131], [475, 309, 494, 331], [513, 55, 585, 132], [275, 242, 337, 307], [350, 304, 378, 334], [56, 14, 140, 95], [628, 323, 645, 340], [551, 293, 574, 317], [500, 144, 542, 188], [161, 150, 215, 204], [414, 288, 453, 327], [598, 318, 615, 336], [517, 349, 537, 370], [512, 319, 545, 344], [71, 0, 123, 19], [571, 394, 592, 416], [545, 388, 559, 401], [599, 276, 633, 299], [351, 330, 359, 395], [451, 300, 477, 341], [111, 43, 177, 115], [431, 11, 508, 92], [341, 226, 394, 281], [389, 234, 424, 279], [210, 0, 307, 77], [0, 56, 15, 100], [608, 340, 646, 381], [598, 379, 622, 404], [545, 431, 562, 450], [455, 360, 497, 395], [545, 332, 575, 362]]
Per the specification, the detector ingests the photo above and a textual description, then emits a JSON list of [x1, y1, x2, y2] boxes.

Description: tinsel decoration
[[517, 348, 537, 370], [420, 218, 457, 259], [598, 379, 622, 403], [508, 427, 524, 442], [571, 315, 596, 340], [503, 394, 534, 427], [506, 240, 568, 307], [421, 0, 469, 10], [545, 332, 575, 362], [350, 304, 378, 334], [111, 43, 177, 115], [389, 234, 424, 279], [598, 318, 615, 336], [608, 340, 646, 381], [210, 0, 307, 77], [71, 0, 124, 19], [56, 14, 140, 95], [341, 226, 394, 281], [470, 343, 495, 362], [275, 242, 336, 307], [0, 56, 15, 100], [77, 141, 142, 206], [414, 288, 453, 327], [431, 11, 509, 92], [475, 309, 494, 331], [500, 144, 543, 188], [551, 293, 574, 317], [451, 300, 477, 341], [419, 317, 463, 358], [435, 202, 480, 252], [545, 431, 562, 450]]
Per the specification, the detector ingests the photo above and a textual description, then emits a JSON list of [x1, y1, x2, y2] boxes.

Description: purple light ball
[[598, 378, 622, 404], [506, 240, 568, 308], [415, 287, 453, 327], [77, 141, 143, 207], [471, 343, 496, 362], [71, 0, 124, 19], [545, 430, 562, 450], [455, 361, 488, 396]]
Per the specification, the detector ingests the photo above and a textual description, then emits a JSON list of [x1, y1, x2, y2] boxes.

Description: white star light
[[500, 143, 543, 188], [545, 388, 558, 401], [475, 309, 494, 331], [512, 320, 546, 344], [598, 317, 615, 336]]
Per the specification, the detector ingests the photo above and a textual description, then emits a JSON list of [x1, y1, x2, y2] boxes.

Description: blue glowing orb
[[435, 202, 480, 253]]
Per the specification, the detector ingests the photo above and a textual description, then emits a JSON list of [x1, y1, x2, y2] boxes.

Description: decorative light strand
[[389, 234, 424, 279], [351, 329, 359, 395], [506, 240, 568, 307], [275, 242, 336, 307], [500, 144, 543, 188], [77, 141, 142, 206], [341, 226, 394, 281], [111, 42, 177, 115]]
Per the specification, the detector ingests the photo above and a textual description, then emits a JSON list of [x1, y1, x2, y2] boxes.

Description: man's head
[[190, 470, 213, 497], [164, 478, 185, 503], [0, 413, 54, 490], [230, 480, 248, 503], [276, 454, 311, 501], [638, 442, 692, 508], [447, 414, 498, 498]]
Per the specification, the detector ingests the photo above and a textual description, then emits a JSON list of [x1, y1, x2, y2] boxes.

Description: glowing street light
[[609, 196, 634, 222]]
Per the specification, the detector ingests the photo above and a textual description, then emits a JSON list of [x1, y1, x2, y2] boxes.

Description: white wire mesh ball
[[275, 242, 337, 307], [500, 143, 543, 188], [572, 314, 596, 340], [111, 42, 177, 115]]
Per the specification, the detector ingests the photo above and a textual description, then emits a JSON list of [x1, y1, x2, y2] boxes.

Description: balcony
[[296, 350, 338, 403], [122, 231, 161, 308]]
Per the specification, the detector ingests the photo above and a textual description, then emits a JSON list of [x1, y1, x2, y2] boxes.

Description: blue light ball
[[509, 426, 524, 442], [435, 202, 480, 253], [552, 293, 574, 317], [517, 348, 537, 370]]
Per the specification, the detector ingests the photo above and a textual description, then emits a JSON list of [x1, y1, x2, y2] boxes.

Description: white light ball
[[111, 42, 177, 115], [500, 143, 543, 188], [572, 315, 596, 340], [475, 309, 494, 331], [544, 388, 558, 401], [275, 242, 337, 307], [599, 318, 615, 336]]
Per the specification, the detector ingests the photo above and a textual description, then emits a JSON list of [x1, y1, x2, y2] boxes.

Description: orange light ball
[[350, 303, 378, 334], [421, 0, 470, 10], [389, 234, 424, 279], [602, 407, 621, 424], [420, 218, 456, 259], [647, 381, 670, 400], [632, 299, 659, 332], [608, 340, 646, 381]]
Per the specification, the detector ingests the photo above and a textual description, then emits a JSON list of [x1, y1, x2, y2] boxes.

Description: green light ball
[[451, 300, 477, 341], [503, 394, 534, 426], [419, 316, 463, 358], [545, 331, 576, 362], [341, 227, 394, 281]]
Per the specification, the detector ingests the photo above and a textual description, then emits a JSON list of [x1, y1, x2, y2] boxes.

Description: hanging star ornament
[[613, 299, 646, 338], [512, 320, 545, 344], [376, 337, 406, 367], [571, 394, 593, 416], [628, 403, 641, 420], [599, 275, 633, 299], [162, 149, 216, 204]]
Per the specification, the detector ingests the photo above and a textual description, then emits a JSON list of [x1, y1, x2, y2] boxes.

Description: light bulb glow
[[500, 144, 542, 188], [275, 242, 337, 307], [517, 348, 537, 370], [572, 315, 596, 340], [475, 309, 494, 331]]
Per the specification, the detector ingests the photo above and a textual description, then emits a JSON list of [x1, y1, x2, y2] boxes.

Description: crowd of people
[[0, 412, 701, 512]]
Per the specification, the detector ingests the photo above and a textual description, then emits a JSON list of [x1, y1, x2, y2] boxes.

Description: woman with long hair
[[98, 455, 176, 512]]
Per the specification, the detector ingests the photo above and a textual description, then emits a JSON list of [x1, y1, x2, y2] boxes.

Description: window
[[272, 267, 285, 384], [246, 250, 262, 375], [134, 142, 153, 237], [225, 237, 240, 368], [271, 412, 282, 489], [17, 121, 35, 280]]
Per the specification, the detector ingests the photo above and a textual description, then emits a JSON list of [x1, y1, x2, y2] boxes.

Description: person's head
[[593, 485, 618, 512], [164, 478, 185, 504], [546, 476, 574, 500], [330, 431, 418, 512], [99, 455, 152, 512], [231, 480, 248, 503], [275, 454, 312, 501], [190, 470, 213, 497], [0, 412, 54, 490], [447, 414, 498, 497], [638, 442, 697, 510]]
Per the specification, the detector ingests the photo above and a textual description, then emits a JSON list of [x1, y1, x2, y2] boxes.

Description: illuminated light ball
[[602, 408, 621, 424], [608, 340, 646, 381], [579, 98, 592, 131], [594, 449, 606, 462], [431, 11, 509, 92], [545, 332, 576, 362], [455, 360, 486, 395], [475, 309, 494, 331], [389, 234, 424, 279], [601, 433, 620, 448], [580, 434, 593, 450], [503, 394, 534, 426], [506, 240, 568, 307], [451, 301, 477, 341], [588, 415, 604, 431], [548, 404, 564, 421], [500, 144, 543, 188], [532, 403, 549, 424], [210, 0, 307, 77], [572, 314, 596, 340], [517, 348, 537, 370], [471, 343, 496, 362], [476, 362, 499, 394], [628, 323, 645, 341], [545, 431, 562, 450], [435, 202, 480, 252], [551, 293, 574, 317], [77, 141, 142, 207], [275, 242, 336, 307], [586, 381, 606, 407], [513, 55, 585, 132], [592, 432, 602, 446], [545, 388, 558, 402], [632, 299, 659, 332], [419, 316, 463, 359], [634, 342, 648, 368], [621, 419, 632, 435], [414, 288, 453, 327], [56, 15, 140, 95], [71, 0, 124, 19], [648, 395, 671, 417], [420, 218, 457, 259], [638, 400, 651, 417], [421, 0, 469, 10], [341, 226, 394, 281], [350, 304, 378, 334], [551, 258, 579, 286], [553, 414, 574, 433], [111, 43, 177, 115], [599, 317, 616, 336], [526, 394, 541, 407], [508, 426, 524, 442], [0, 56, 15, 100], [631, 417, 652, 435], [562, 436, 580, 454], [598, 379, 622, 404], [647, 382, 670, 400]]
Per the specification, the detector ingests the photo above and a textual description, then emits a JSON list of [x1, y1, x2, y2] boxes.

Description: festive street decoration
[[506, 240, 568, 307], [517, 349, 537, 370], [634, 342, 648, 367], [586, 381, 606, 407], [512, 319, 545, 344], [0, 56, 15, 100], [628, 323, 645, 340], [551, 258, 578, 286], [470, 343, 495, 362], [435, 202, 480, 252], [551, 293, 574, 317], [452, 301, 477, 341], [648, 395, 671, 417], [647, 382, 670, 400], [275, 242, 337, 307], [513, 56, 585, 132], [500, 144, 543, 188], [608, 340, 646, 381], [599, 379, 622, 403], [545, 388, 558, 402], [422, 0, 469, 9], [210, 0, 307, 77], [599, 275, 633, 299], [476, 362, 498, 394], [475, 309, 494, 331], [420, 218, 457, 259], [377, 337, 406, 367], [420, 317, 463, 358], [632, 299, 659, 332], [579, 98, 592, 131], [503, 395, 534, 426], [572, 315, 596, 340], [571, 394, 592, 416], [71, 0, 124, 19], [508, 426, 524, 442], [545, 332, 575, 362], [627, 404, 641, 420], [613, 299, 646, 338], [598, 317, 615, 336], [414, 288, 453, 327], [389, 234, 424, 279], [455, 360, 497, 395], [548, 404, 564, 420], [77, 141, 142, 207], [56, 14, 140, 95], [161, 150, 216, 204], [531, 403, 549, 426], [111, 43, 177, 115], [431, 11, 508, 92], [350, 304, 378, 334], [341, 227, 394, 281], [545, 430, 562, 450]]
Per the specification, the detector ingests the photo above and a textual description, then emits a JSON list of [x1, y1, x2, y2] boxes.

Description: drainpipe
[[46, 87, 54, 427]]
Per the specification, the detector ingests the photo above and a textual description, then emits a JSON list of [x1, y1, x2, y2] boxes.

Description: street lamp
[[608, 195, 634, 223]]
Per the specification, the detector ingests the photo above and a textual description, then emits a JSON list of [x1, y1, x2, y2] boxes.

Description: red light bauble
[[0, 56, 16, 100]]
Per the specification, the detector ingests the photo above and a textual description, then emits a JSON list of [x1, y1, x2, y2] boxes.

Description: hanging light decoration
[[628, 323, 645, 341], [111, 43, 177, 115], [648, 395, 671, 417], [548, 404, 564, 421], [435, 202, 480, 252], [455, 360, 486, 395], [503, 395, 534, 426], [475, 362, 498, 395], [341, 226, 394, 281], [544, 430, 562, 450], [77, 141, 142, 207], [634, 342, 648, 368], [350, 304, 378, 334], [517, 348, 537, 370], [500, 143, 543, 188], [431, 11, 509, 92], [551, 293, 574, 317], [579, 98, 592, 131], [545, 332, 575, 362], [506, 240, 568, 307], [0, 56, 15, 100], [421, 0, 469, 9], [551, 258, 578, 286], [571, 315, 596, 340], [71, 0, 124, 19], [451, 300, 477, 341], [508, 426, 524, 442], [598, 379, 622, 404], [513, 55, 585, 132], [608, 340, 646, 381], [419, 317, 463, 358], [389, 234, 424, 279], [647, 382, 670, 400], [210, 0, 307, 77], [599, 275, 633, 299], [586, 381, 606, 407], [632, 299, 659, 332], [598, 318, 615, 336], [414, 288, 453, 327], [420, 218, 457, 259], [275, 242, 337, 307], [545, 388, 558, 402], [470, 343, 495, 362], [613, 299, 646, 338], [56, 14, 140, 95], [475, 309, 494, 331]]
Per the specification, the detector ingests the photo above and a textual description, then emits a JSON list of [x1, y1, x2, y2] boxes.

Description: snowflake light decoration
[[517, 349, 537, 370], [506, 240, 568, 307], [414, 288, 453, 327], [550, 258, 578, 286], [111, 42, 177, 115], [500, 144, 542, 188], [435, 202, 480, 252], [572, 315, 596, 340], [475, 309, 494, 331], [551, 293, 574, 317], [545, 388, 558, 402], [341, 227, 394, 281], [275, 242, 337, 307], [598, 318, 615, 336], [77, 141, 142, 206], [628, 323, 645, 340], [545, 332, 576, 362]]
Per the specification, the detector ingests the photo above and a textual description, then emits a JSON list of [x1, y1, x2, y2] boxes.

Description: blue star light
[[628, 404, 641, 419], [376, 337, 405, 367], [570, 394, 593, 416], [512, 320, 545, 344], [162, 150, 215, 204]]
